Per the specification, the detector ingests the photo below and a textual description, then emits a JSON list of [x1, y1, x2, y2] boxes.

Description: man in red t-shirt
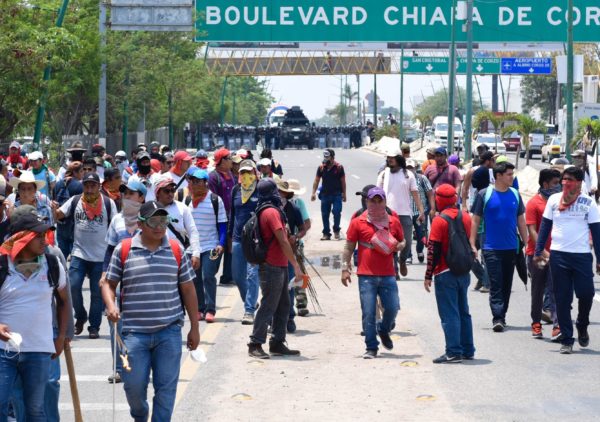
[[342, 187, 405, 359], [525, 168, 561, 340], [424, 184, 474, 364], [248, 179, 305, 359]]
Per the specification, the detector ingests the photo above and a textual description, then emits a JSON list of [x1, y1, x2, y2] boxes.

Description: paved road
[[60, 148, 600, 421]]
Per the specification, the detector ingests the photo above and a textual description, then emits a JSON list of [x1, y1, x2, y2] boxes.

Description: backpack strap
[[210, 193, 220, 233], [68, 194, 82, 220], [184, 195, 192, 206], [168, 239, 182, 268], [45, 253, 60, 290], [0, 254, 9, 291], [120, 238, 132, 268], [102, 195, 113, 223]]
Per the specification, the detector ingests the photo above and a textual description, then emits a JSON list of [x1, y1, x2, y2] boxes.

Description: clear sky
[[261, 73, 523, 121]]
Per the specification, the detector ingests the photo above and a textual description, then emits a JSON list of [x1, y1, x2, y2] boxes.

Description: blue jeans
[[219, 250, 233, 284], [121, 324, 183, 422], [320, 194, 342, 235], [358, 276, 400, 351], [232, 242, 259, 314], [69, 256, 104, 331], [288, 263, 295, 320], [434, 271, 475, 358], [0, 352, 51, 422], [56, 229, 73, 260], [549, 251, 595, 346], [482, 249, 516, 322], [194, 251, 222, 314]]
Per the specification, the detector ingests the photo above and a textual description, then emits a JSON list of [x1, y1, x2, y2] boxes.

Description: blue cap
[[120, 179, 147, 197], [189, 168, 209, 180], [434, 147, 447, 155], [196, 149, 208, 159], [186, 165, 198, 176]]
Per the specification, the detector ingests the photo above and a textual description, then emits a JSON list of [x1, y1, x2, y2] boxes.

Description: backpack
[[439, 211, 473, 276], [169, 193, 220, 248], [241, 203, 281, 265], [0, 253, 60, 292]]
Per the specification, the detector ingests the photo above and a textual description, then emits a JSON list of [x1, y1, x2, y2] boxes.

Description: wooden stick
[[64, 342, 83, 422]]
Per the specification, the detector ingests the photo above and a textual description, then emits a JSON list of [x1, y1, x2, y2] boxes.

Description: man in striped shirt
[[102, 201, 199, 422]]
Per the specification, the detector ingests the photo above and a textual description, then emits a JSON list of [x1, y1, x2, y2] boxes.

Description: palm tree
[[574, 117, 600, 152], [502, 114, 546, 167], [473, 111, 517, 154], [342, 83, 358, 123]]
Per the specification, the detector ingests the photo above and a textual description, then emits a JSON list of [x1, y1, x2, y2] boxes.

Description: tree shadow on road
[[376, 353, 423, 360], [462, 358, 493, 365], [292, 329, 322, 337]]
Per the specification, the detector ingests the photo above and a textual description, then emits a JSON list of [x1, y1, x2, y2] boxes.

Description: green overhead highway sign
[[196, 0, 600, 42], [401, 57, 502, 74]]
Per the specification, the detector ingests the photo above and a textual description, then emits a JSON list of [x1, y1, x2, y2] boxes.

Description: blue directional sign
[[501, 58, 552, 75]]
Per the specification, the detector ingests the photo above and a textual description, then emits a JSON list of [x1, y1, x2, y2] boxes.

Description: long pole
[[98, 0, 107, 148], [464, 0, 474, 161], [374, 74, 378, 126], [447, 0, 458, 153], [219, 76, 228, 128], [400, 46, 404, 143], [566, 0, 574, 160], [474, 75, 484, 110], [168, 90, 174, 149], [356, 75, 360, 123], [122, 73, 129, 151], [64, 344, 83, 422], [33, 0, 70, 150]]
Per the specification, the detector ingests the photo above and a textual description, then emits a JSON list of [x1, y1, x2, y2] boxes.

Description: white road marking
[[351, 174, 360, 180], [594, 295, 600, 304]]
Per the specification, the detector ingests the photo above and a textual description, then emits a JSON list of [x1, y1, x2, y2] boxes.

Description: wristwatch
[[341, 263, 351, 272]]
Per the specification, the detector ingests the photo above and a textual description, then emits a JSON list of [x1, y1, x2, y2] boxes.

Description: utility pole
[[98, 0, 107, 148], [464, 0, 474, 161], [447, 0, 458, 153], [356, 75, 360, 123], [399, 46, 405, 143], [492, 75, 499, 112], [219, 76, 228, 128], [122, 72, 129, 151], [374, 74, 378, 127], [168, 90, 173, 149], [32, 0, 70, 151], [566, 0, 574, 160]]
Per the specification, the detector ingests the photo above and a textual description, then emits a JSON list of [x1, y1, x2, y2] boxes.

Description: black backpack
[[241, 203, 280, 265], [0, 253, 60, 291], [439, 211, 473, 276]]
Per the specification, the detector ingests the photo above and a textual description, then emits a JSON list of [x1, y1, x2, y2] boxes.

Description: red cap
[[214, 148, 231, 165], [173, 150, 192, 162]]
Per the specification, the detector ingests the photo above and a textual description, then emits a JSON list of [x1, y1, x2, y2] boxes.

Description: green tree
[[414, 88, 484, 123], [574, 117, 600, 152], [473, 110, 518, 151], [502, 114, 546, 167]]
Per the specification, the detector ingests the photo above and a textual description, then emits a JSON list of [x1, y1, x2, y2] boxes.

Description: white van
[[431, 116, 464, 150]]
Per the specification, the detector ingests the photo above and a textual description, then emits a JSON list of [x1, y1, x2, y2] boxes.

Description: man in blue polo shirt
[[310, 149, 346, 240], [470, 162, 528, 333]]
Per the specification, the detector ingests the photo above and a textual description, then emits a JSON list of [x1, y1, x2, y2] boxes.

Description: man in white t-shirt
[[56, 172, 117, 339], [187, 168, 227, 323], [535, 166, 600, 355], [0, 208, 69, 419], [377, 150, 424, 277]]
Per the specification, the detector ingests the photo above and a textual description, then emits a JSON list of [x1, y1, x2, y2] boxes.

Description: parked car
[[503, 131, 520, 151], [519, 131, 545, 158], [541, 136, 562, 162], [473, 133, 506, 156]]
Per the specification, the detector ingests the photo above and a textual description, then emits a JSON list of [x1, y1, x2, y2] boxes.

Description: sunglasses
[[161, 188, 176, 194], [142, 216, 170, 229], [188, 178, 206, 185]]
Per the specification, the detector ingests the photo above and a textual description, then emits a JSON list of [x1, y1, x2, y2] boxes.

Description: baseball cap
[[189, 168, 209, 180], [9, 141, 20, 149], [386, 148, 402, 157], [434, 147, 447, 155], [239, 159, 256, 172], [174, 150, 192, 162], [82, 172, 100, 184], [400, 144, 410, 152], [367, 187, 386, 199], [356, 184, 376, 198], [153, 175, 176, 193], [406, 159, 418, 168], [213, 148, 231, 165], [119, 179, 147, 197], [448, 154, 460, 165], [115, 150, 127, 158], [258, 158, 271, 167], [139, 201, 168, 219], [195, 149, 208, 159], [28, 151, 43, 161], [9, 205, 55, 235], [232, 155, 243, 164], [426, 146, 437, 154], [495, 155, 508, 164], [136, 151, 151, 161]]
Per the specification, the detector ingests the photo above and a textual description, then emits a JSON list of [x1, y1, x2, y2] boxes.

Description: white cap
[[258, 158, 272, 167], [115, 150, 127, 158], [28, 151, 44, 161], [385, 148, 402, 157]]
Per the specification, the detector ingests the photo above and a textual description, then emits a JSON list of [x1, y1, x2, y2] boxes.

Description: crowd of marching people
[[0, 135, 599, 420]]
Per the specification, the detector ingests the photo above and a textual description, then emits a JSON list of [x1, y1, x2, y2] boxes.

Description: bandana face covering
[[240, 173, 257, 204], [122, 198, 142, 232], [559, 179, 581, 211], [367, 200, 389, 229], [82, 192, 102, 220], [540, 185, 561, 199]]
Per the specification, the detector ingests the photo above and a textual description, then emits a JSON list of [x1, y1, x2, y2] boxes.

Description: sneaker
[[417, 253, 425, 263], [297, 309, 309, 317], [492, 321, 504, 333], [333, 231, 342, 240], [74, 319, 86, 336], [531, 322, 543, 338], [205, 313, 215, 323], [551, 326, 563, 342], [197, 312, 204, 321], [107, 373, 122, 384], [433, 354, 462, 364], [462, 355, 474, 360], [88, 328, 100, 339], [377, 331, 393, 350], [406, 257, 413, 265], [479, 286, 490, 293], [577, 325, 590, 347], [473, 280, 482, 291], [269, 341, 300, 356], [559, 344, 573, 354], [541, 310, 553, 324], [248, 343, 270, 359], [320, 234, 331, 241], [287, 319, 297, 334], [241, 313, 254, 325], [395, 272, 401, 281], [400, 261, 408, 277], [363, 349, 377, 359]]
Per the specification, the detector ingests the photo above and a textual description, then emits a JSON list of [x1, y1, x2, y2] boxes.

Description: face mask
[[573, 158, 585, 167], [240, 173, 256, 190], [540, 185, 561, 198], [138, 164, 151, 174], [122, 198, 142, 216], [562, 179, 579, 194]]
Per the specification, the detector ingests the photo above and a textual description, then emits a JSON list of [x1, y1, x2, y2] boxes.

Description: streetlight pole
[[447, 0, 458, 153], [219, 76, 228, 128], [374, 74, 378, 126], [399, 46, 404, 144], [32, 0, 70, 151], [566, 0, 574, 161], [98, 0, 107, 148], [464, 0, 474, 161]]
